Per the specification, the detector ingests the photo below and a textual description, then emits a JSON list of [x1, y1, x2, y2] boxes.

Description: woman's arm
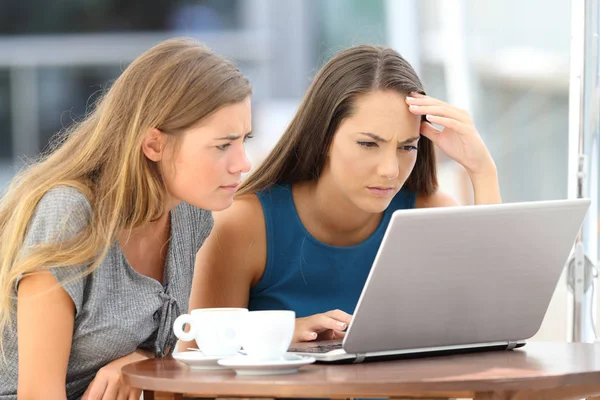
[[407, 93, 502, 206], [469, 165, 501, 205], [17, 272, 74, 400], [179, 195, 266, 351]]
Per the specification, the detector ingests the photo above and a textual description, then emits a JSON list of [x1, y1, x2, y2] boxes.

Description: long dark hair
[[238, 44, 436, 196]]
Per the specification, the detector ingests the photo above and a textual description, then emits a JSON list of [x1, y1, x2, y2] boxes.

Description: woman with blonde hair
[[0, 38, 252, 399], [187, 44, 500, 345]]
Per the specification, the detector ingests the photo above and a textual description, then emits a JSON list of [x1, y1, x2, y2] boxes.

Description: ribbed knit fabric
[[0, 186, 213, 399]]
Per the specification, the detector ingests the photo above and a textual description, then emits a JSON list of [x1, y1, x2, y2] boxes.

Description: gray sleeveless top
[[0, 186, 213, 399]]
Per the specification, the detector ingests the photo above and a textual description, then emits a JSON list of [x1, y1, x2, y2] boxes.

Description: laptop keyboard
[[289, 341, 343, 354]]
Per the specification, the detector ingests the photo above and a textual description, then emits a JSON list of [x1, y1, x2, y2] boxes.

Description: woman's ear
[[142, 128, 167, 162]]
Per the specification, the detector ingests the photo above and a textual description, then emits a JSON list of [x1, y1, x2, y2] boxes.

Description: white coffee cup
[[173, 308, 248, 356], [240, 310, 296, 360]]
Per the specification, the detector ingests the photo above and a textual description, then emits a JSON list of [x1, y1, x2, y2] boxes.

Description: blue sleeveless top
[[249, 184, 417, 317]]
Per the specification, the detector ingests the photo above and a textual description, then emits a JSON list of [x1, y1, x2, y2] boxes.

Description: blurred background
[[0, 0, 595, 340]]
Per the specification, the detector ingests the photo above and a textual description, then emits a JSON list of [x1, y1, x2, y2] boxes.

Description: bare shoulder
[[415, 190, 459, 208], [212, 193, 265, 240], [191, 193, 267, 312], [198, 193, 267, 285]]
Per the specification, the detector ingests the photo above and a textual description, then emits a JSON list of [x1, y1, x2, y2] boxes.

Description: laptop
[[289, 198, 591, 363]]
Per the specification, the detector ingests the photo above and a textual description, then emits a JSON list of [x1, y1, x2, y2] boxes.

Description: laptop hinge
[[506, 341, 518, 350], [353, 353, 367, 363]]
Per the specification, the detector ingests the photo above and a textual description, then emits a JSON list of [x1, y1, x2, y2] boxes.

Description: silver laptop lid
[[343, 198, 590, 354]]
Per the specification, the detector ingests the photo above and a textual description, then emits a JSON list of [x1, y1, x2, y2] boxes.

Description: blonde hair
[[0, 37, 251, 351]]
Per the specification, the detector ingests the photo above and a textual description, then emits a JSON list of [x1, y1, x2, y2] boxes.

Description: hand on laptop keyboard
[[293, 309, 352, 342]]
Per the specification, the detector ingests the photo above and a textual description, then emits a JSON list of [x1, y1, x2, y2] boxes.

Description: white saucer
[[173, 351, 232, 371], [217, 353, 316, 375]]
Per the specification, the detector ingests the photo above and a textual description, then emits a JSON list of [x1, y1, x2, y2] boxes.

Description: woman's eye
[[399, 145, 418, 151], [357, 141, 378, 148], [217, 143, 231, 151]]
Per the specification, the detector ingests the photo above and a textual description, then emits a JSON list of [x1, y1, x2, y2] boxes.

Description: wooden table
[[122, 342, 600, 400]]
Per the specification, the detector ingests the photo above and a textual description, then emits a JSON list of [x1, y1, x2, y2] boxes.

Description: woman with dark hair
[[186, 45, 500, 344]]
